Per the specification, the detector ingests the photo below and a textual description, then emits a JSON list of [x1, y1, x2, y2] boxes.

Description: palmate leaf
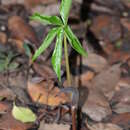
[[52, 28, 63, 81], [32, 27, 60, 61], [12, 103, 37, 123], [30, 13, 63, 25], [65, 25, 88, 57], [60, 0, 72, 25]]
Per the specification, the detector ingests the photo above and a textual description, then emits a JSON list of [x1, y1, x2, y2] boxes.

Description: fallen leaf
[[0, 112, 32, 130], [82, 88, 112, 121], [87, 123, 123, 130], [110, 113, 130, 129], [82, 53, 108, 73], [90, 15, 121, 43], [33, 62, 56, 80], [0, 32, 7, 44], [39, 120, 70, 130], [12, 103, 37, 123], [112, 88, 130, 113], [0, 87, 15, 101], [91, 64, 121, 100], [8, 16, 39, 52], [0, 101, 10, 114], [27, 80, 70, 107]]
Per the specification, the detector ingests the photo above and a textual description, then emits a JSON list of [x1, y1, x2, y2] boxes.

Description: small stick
[[71, 106, 77, 130], [57, 87, 79, 130]]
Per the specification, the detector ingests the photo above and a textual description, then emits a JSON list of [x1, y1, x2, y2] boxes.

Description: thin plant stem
[[71, 107, 77, 130], [64, 34, 71, 86]]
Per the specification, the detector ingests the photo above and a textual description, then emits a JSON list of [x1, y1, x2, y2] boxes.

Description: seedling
[[31, 1, 87, 129], [0, 51, 19, 72], [31, 0, 87, 86]]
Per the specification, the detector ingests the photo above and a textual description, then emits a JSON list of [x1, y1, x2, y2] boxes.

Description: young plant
[[31, 0, 87, 85]]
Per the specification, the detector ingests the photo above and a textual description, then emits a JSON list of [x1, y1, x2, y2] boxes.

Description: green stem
[[64, 34, 71, 86]]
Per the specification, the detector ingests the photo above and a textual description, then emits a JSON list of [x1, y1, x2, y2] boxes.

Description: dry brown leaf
[[24, 0, 56, 9], [110, 113, 130, 129], [0, 88, 15, 101], [39, 121, 70, 130], [0, 32, 7, 44], [91, 64, 121, 100], [87, 123, 122, 130], [0, 113, 32, 130], [0, 102, 10, 113], [82, 53, 108, 73], [8, 16, 38, 52], [121, 18, 130, 31], [82, 88, 112, 121], [27, 80, 70, 107], [90, 15, 121, 42], [33, 62, 56, 80], [63, 71, 94, 88]]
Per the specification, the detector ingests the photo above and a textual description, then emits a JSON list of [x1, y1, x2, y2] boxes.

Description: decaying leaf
[[87, 123, 122, 130], [0, 87, 15, 101], [27, 80, 70, 107], [12, 103, 37, 123], [8, 15, 39, 52], [0, 113, 32, 130], [0, 102, 10, 114]]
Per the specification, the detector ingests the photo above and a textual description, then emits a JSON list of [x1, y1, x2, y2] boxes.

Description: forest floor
[[0, 0, 130, 130]]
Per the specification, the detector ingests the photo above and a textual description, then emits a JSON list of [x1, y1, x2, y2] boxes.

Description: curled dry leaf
[[27, 80, 70, 107]]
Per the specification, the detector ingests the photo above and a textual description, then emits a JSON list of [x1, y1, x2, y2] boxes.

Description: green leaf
[[32, 27, 60, 61], [60, 0, 72, 24], [12, 103, 37, 123], [52, 28, 63, 81], [30, 13, 63, 25], [65, 26, 88, 57], [23, 43, 32, 57]]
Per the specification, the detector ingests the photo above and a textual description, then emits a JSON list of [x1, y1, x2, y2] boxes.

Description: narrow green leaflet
[[32, 27, 60, 61], [60, 0, 72, 24], [30, 13, 63, 25], [65, 26, 88, 57], [23, 43, 32, 57], [52, 28, 63, 81], [12, 103, 37, 123]]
